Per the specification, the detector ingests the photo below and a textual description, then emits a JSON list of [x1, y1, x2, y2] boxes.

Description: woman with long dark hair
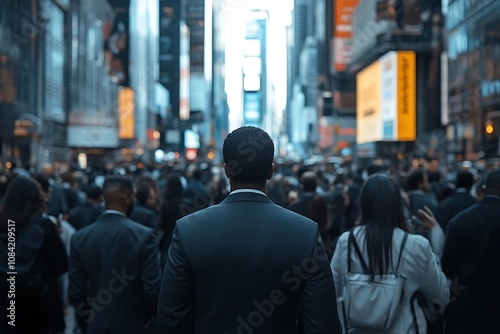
[[0, 176, 68, 334], [330, 173, 449, 333]]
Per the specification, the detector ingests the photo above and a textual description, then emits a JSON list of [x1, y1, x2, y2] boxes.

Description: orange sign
[[397, 51, 416, 141], [118, 87, 135, 139], [334, 0, 360, 72]]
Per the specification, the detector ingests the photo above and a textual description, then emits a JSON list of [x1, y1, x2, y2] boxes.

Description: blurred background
[[0, 0, 499, 173]]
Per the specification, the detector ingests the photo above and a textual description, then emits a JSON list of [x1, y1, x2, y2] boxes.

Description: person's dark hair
[[165, 173, 184, 198], [0, 176, 43, 230], [83, 183, 102, 200], [358, 174, 409, 279], [33, 174, 51, 194], [222, 126, 274, 183], [135, 183, 151, 206], [103, 175, 134, 203], [485, 168, 500, 195], [407, 170, 425, 191], [455, 171, 474, 190], [301, 171, 317, 192], [346, 184, 361, 209]]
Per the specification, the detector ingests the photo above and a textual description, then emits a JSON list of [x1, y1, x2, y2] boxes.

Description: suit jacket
[[130, 204, 158, 234], [68, 212, 161, 334], [156, 191, 340, 334], [288, 192, 315, 218], [436, 190, 477, 232], [67, 203, 104, 230], [441, 195, 500, 334]]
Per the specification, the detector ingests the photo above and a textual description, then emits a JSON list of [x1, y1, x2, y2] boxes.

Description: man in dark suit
[[68, 175, 161, 333], [441, 169, 500, 334], [436, 170, 477, 232], [156, 126, 340, 334]]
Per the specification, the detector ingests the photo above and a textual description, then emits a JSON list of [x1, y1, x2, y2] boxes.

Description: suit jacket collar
[[481, 195, 500, 205], [221, 191, 273, 204]]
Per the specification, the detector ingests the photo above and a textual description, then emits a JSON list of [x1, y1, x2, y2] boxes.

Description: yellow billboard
[[356, 51, 416, 144], [118, 87, 134, 139], [397, 51, 416, 141], [356, 60, 381, 144]]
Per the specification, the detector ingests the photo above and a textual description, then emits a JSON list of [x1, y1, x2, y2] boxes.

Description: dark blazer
[[130, 204, 158, 233], [156, 191, 340, 334], [436, 190, 477, 232], [68, 212, 161, 334], [66, 203, 104, 230], [288, 192, 315, 218], [441, 195, 500, 334]]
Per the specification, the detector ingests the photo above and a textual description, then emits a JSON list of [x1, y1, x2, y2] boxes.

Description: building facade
[[443, 0, 500, 161]]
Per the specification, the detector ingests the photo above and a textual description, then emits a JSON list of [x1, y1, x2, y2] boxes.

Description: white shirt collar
[[102, 210, 126, 217], [230, 189, 267, 196]]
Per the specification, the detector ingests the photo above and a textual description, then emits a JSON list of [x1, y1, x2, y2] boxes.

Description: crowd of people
[[0, 125, 499, 333]]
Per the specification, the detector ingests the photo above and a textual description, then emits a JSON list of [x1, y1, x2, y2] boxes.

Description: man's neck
[[230, 183, 267, 194]]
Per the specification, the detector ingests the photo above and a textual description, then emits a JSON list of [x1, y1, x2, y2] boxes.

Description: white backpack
[[339, 230, 408, 332]]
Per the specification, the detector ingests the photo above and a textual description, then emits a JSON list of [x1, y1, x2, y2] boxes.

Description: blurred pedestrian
[[68, 175, 161, 333], [66, 183, 104, 231], [441, 168, 500, 334], [436, 170, 477, 232], [158, 173, 192, 267], [0, 176, 68, 334]]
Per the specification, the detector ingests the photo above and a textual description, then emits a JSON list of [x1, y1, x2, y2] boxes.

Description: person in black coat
[[0, 176, 68, 334], [68, 175, 161, 333], [441, 168, 500, 334], [66, 183, 104, 230], [436, 170, 477, 232], [156, 126, 340, 334]]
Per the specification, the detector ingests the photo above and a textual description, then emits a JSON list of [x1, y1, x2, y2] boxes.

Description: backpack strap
[[348, 230, 368, 273], [394, 232, 408, 274], [410, 293, 420, 334]]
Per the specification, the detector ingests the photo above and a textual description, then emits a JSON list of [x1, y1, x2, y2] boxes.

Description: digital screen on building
[[243, 92, 261, 122], [356, 51, 416, 144]]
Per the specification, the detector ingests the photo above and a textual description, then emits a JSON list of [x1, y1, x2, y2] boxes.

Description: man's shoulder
[[446, 202, 481, 231], [177, 200, 317, 228]]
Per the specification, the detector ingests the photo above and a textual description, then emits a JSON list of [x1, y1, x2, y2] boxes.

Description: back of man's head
[[102, 175, 134, 208], [407, 170, 425, 191], [84, 183, 103, 201], [455, 171, 474, 190], [301, 171, 317, 192], [485, 169, 500, 195], [223, 126, 274, 184]]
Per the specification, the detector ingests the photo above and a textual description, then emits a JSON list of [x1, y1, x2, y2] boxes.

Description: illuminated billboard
[[356, 51, 416, 144], [333, 0, 360, 72], [118, 87, 135, 139]]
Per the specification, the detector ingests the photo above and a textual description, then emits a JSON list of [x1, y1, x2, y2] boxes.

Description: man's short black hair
[[222, 126, 274, 183], [485, 169, 500, 190], [103, 175, 134, 198], [84, 183, 103, 200], [455, 171, 474, 190], [407, 169, 425, 191]]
